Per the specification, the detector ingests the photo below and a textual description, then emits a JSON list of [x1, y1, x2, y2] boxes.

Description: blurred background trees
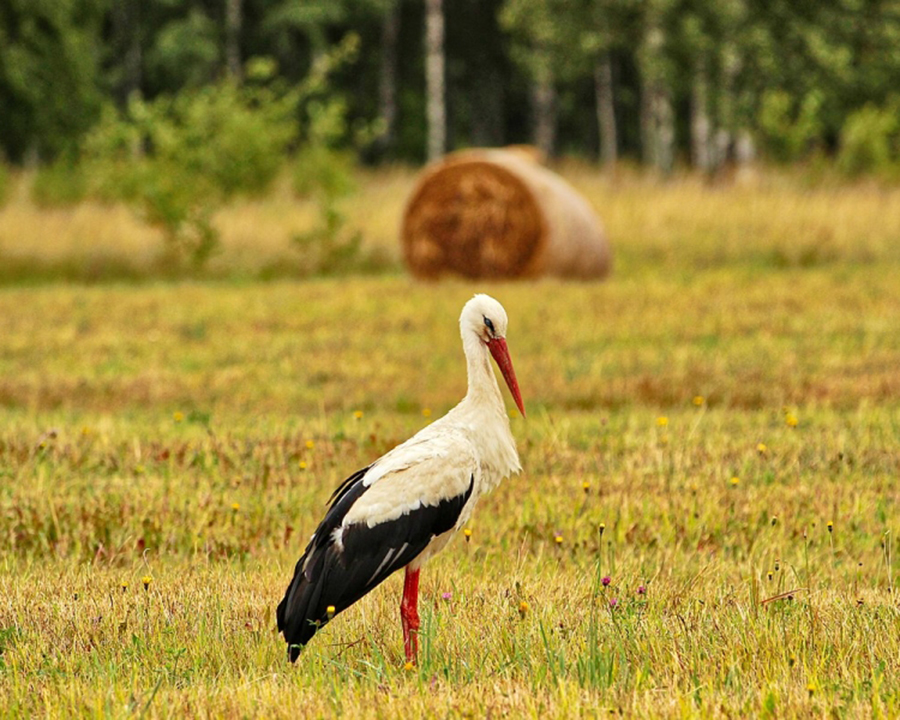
[[1, 0, 899, 174]]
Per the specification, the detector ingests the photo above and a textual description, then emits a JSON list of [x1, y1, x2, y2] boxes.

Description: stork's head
[[460, 294, 526, 417]]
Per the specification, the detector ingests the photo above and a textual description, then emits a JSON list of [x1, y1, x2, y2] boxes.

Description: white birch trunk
[[691, 59, 711, 172], [531, 73, 556, 159], [126, 0, 142, 99], [425, 0, 446, 161], [713, 44, 741, 169], [376, 2, 400, 154], [655, 87, 674, 174], [640, 79, 657, 167], [594, 54, 617, 166], [639, 24, 667, 170], [225, 0, 243, 81]]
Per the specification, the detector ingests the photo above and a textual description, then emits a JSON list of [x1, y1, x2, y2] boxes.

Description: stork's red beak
[[487, 337, 526, 418]]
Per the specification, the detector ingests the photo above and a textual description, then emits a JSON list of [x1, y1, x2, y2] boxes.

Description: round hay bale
[[402, 148, 610, 280]]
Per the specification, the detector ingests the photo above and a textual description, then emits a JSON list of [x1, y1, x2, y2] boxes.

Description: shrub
[[758, 89, 824, 163], [837, 103, 900, 178], [286, 35, 384, 275], [73, 36, 364, 272], [291, 145, 364, 275], [0, 161, 8, 206], [31, 155, 88, 207], [294, 144, 356, 200], [81, 76, 298, 267]]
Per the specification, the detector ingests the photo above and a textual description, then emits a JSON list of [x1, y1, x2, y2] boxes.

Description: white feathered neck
[[449, 295, 522, 485]]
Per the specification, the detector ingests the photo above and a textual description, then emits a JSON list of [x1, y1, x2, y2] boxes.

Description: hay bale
[[402, 148, 610, 279]]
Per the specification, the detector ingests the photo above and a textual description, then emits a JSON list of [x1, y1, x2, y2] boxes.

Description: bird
[[276, 293, 525, 664]]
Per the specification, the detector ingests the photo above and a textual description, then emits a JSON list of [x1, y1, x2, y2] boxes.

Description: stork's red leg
[[400, 566, 420, 663]]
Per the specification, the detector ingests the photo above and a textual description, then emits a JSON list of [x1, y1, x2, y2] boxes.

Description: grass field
[[3, 163, 900, 281], [1, 167, 900, 717]]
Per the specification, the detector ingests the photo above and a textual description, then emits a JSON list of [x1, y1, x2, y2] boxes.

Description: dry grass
[[2, 163, 900, 280], [1, 167, 899, 717], [1, 270, 898, 415]]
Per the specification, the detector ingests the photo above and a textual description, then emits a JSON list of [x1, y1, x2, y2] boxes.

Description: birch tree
[[425, 0, 445, 160]]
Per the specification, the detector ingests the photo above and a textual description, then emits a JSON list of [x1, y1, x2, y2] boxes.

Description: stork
[[276, 294, 525, 664]]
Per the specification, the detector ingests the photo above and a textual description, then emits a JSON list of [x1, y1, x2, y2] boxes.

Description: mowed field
[[1, 168, 900, 718]]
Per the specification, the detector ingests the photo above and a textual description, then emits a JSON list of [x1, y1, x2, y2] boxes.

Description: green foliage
[[262, 0, 348, 61], [292, 86, 358, 204], [87, 78, 297, 199], [292, 203, 365, 275], [294, 144, 356, 200], [146, 8, 220, 90], [62, 35, 366, 271], [31, 155, 88, 207], [837, 102, 900, 178], [1, 0, 900, 173], [0, 160, 8, 206], [757, 90, 825, 163], [3, 0, 900, 174], [288, 34, 381, 275], [80, 74, 298, 267], [163, 85, 295, 198], [0, 0, 104, 161], [291, 145, 377, 275]]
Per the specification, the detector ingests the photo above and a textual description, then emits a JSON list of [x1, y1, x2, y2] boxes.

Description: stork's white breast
[[341, 428, 479, 529]]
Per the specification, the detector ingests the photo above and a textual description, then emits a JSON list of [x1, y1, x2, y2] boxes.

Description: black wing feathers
[[275, 465, 370, 638], [326, 466, 370, 507], [277, 469, 475, 662]]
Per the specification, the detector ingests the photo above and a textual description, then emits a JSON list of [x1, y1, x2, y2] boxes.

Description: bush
[[73, 37, 364, 271], [291, 146, 364, 275], [286, 35, 385, 275], [81, 75, 298, 267], [758, 90, 824, 163], [837, 103, 900, 178], [294, 144, 356, 200], [162, 83, 296, 198], [31, 155, 88, 207], [0, 161, 8, 206]]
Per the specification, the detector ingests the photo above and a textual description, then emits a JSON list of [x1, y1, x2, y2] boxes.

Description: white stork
[[277, 294, 525, 664]]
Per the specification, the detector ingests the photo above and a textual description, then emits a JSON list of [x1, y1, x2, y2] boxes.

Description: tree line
[[1, 0, 899, 175]]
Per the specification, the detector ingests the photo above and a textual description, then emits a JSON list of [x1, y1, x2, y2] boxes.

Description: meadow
[[1, 166, 899, 717]]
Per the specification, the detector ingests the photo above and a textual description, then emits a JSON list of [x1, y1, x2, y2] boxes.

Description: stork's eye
[[483, 316, 496, 334]]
